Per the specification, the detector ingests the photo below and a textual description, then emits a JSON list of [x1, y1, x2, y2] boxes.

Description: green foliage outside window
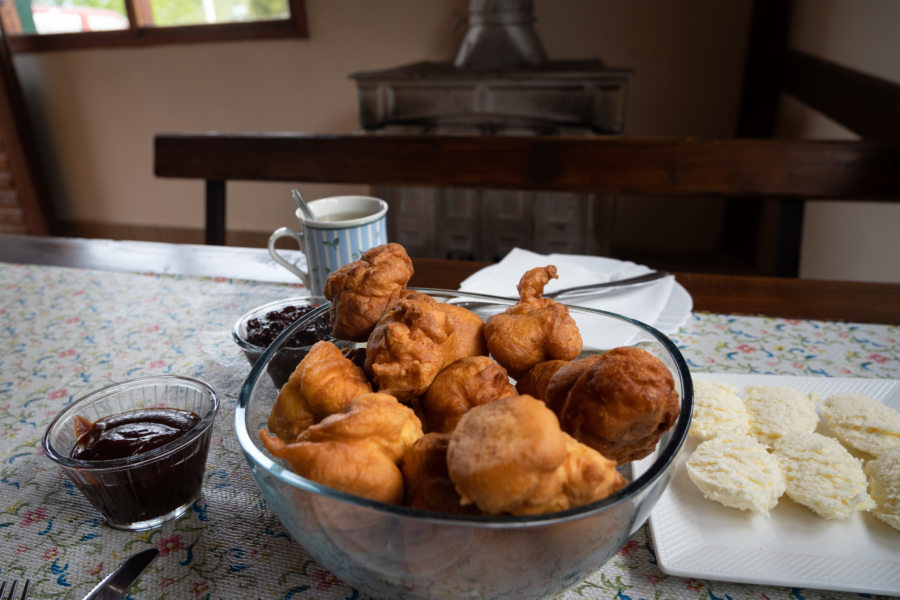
[[30, 0, 126, 13], [151, 0, 290, 26], [23, 0, 288, 29]]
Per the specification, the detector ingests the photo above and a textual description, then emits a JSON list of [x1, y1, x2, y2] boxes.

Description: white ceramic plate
[[633, 373, 900, 595], [460, 254, 693, 334]]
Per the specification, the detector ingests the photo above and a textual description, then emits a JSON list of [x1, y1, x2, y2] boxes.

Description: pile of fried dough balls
[[259, 243, 679, 516]]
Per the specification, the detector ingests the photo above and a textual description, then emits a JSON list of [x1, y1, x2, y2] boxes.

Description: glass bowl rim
[[42, 374, 220, 471], [235, 287, 693, 526], [232, 295, 330, 353]]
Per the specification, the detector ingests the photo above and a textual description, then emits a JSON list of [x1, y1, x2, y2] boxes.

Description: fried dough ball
[[436, 303, 488, 362], [267, 341, 372, 443], [365, 293, 458, 401], [544, 355, 603, 415], [260, 392, 423, 504], [401, 432, 481, 514], [514, 359, 568, 401], [558, 346, 679, 463], [483, 266, 582, 378], [421, 356, 517, 433], [323, 243, 414, 341], [447, 394, 626, 515]]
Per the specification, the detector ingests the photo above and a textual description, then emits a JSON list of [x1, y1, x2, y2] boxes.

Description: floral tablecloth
[[1, 262, 897, 600]]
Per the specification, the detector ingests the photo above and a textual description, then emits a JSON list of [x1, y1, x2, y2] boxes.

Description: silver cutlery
[[475, 270, 669, 301], [443, 270, 669, 310], [545, 270, 669, 299], [291, 188, 317, 221], [0, 579, 29, 600], [82, 548, 159, 600]]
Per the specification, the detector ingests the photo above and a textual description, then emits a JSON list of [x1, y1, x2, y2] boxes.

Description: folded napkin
[[458, 248, 676, 345]]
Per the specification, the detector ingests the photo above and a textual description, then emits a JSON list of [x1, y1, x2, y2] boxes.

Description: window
[[0, 0, 306, 52]]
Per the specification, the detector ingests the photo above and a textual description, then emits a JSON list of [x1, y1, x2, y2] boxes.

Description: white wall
[[12, 0, 753, 246], [13, 0, 471, 231], [779, 0, 900, 283]]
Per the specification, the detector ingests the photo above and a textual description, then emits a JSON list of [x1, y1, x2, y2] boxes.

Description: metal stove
[[350, 0, 632, 261]]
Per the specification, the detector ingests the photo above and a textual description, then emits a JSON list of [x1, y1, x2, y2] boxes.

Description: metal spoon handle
[[291, 189, 317, 221], [546, 270, 668, 299]]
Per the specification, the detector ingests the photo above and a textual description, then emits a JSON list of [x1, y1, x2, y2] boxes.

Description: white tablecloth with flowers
[[1, 262, 897, 599]]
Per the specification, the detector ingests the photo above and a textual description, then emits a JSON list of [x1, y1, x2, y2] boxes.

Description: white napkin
[[458, 248, 676, 345]]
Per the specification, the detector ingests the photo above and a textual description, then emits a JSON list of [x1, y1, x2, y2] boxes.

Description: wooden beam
[[783, 49, 900, 141], [728, 0, 794, 275], [736, 0, 792, 138], [155, 133, 900, 200]]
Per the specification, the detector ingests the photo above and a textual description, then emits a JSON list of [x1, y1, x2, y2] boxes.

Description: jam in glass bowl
[[232, 296, 345, 387], [43, 375, 219, 530]]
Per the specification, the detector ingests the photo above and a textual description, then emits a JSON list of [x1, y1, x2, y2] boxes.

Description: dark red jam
[[71, 408, 201, 461], [245, 304, 332, 348], [68, 407, 212, 527]]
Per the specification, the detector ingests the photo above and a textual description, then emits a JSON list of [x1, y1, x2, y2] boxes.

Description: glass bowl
[[235, 289, 693, 599], [43, 375, 219, 530], [232, 296, 340, 388]]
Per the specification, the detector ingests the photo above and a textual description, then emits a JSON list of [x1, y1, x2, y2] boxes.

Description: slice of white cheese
[[742, 385, 818, 447], [686, 435, 785, 514], [821, 393, 900, 457], [865, 445, 900, 531], [689, 380, 751, 441], [773, 431, 874, 520]]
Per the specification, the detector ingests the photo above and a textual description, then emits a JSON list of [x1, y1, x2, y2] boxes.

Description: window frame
[[0, 0, 307, 53]]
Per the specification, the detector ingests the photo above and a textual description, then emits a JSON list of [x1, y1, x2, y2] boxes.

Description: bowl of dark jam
[[232, 296, 345, 387], [42, 375, 219, 530]]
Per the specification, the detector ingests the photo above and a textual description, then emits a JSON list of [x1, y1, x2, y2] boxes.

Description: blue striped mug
[[267, 196, 388, 295]]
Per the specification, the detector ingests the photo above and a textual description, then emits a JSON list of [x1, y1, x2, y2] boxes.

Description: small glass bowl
[[232, 296, 339, 388], [42, 375, 219, 531]]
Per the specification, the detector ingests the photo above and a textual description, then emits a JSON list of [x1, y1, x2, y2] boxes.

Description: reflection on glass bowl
[[235, 288, 693, 599]]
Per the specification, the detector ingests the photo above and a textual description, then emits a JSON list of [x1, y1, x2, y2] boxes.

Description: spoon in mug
[[291, 189, 317, 221]]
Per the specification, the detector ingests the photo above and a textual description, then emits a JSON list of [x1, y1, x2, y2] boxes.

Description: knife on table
[[82, 548, 159, 600]]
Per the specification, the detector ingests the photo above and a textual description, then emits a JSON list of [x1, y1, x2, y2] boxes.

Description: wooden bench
[[154, 132, 900, 272], [154, 43, 900, 276]]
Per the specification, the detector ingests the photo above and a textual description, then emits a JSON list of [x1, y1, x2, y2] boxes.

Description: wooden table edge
[[1, 236, 898, 325]]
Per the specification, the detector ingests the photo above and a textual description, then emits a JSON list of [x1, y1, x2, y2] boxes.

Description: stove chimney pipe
[[454, 0, 547, 69]]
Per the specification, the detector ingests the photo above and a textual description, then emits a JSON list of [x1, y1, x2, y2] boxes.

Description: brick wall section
[[0, 136, 27, 234]]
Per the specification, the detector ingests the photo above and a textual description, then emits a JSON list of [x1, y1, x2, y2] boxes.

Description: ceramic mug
[[267, 195, 388, 295]]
